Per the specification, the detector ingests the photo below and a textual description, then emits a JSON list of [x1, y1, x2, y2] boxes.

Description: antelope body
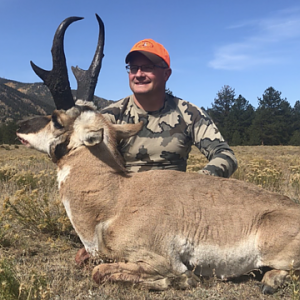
[[16, 14, 300, 293], [17, 105, 300, 292]]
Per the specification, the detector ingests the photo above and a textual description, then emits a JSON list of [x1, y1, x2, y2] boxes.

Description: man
[[101, 39, 237, 177]]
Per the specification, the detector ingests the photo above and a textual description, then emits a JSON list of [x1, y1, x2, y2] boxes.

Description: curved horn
[[30, 17, 83, 110], [71, 14, 105, 102]]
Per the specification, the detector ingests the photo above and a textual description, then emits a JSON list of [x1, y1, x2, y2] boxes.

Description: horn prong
[[71, 13, 105, 102]]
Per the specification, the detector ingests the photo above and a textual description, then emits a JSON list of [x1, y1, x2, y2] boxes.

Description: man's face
[[128, 53, 171, 96]]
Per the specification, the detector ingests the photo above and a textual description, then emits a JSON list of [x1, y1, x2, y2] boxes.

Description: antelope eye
[[87, 137, 96, 144], [52, 115, 64, 129]]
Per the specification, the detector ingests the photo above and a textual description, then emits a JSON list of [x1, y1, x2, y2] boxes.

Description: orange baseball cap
[[125, 39, 170, 68]]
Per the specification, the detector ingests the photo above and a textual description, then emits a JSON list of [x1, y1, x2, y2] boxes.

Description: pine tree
[[231, 130, 242, 146], [226, 95, 255, 145], [289, 100, 300, 145], [209, 85, 236, 141], [1, 121, 18, 145], [250, 87, 292, 145]]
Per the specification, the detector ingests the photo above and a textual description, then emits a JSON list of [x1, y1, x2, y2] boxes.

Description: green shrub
[[0, 257, 20, 300], [2, 189, 72, 236], [0, 256, 50, 300]]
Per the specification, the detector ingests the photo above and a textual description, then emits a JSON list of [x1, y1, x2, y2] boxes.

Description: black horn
[[30, 17, 83, 110], [71, 14, 105, 102]]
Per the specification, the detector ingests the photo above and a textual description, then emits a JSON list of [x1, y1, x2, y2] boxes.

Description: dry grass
[[1, 144, 300, 299]]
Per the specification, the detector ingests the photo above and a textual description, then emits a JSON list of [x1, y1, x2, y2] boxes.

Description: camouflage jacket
[[101, 94, 238, 177]]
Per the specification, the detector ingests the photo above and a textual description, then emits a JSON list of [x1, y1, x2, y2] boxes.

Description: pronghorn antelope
[[17, 14, 300, 294]]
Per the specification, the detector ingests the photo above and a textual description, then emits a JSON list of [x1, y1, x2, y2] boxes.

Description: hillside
[[0, 77, 114, 123]]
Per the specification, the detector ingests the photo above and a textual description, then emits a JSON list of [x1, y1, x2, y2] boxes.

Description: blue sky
[[1, 0, 299, 110]]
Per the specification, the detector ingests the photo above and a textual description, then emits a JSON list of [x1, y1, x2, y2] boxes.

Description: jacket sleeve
[[189, 105, 238, 178]]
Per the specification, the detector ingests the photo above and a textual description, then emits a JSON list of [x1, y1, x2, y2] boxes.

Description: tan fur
[[17, 109, 300, 292]]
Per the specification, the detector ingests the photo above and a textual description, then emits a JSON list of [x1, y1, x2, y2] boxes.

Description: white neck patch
[[57, 165, 71, 190]]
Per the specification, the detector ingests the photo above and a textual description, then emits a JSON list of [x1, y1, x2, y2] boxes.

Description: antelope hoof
[[75, 247, 90, 267], [177, 271, 200, 289], [261, 284, 275, 294], [92, 268, 103, 284]]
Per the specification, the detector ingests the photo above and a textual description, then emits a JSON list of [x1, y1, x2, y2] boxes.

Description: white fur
[[62, 197, 73, 225], [80, 222, 106, 255], [18, 131, 52, 154], [57, 165, 71, 190], [78, 228, 99, 256], [70, 111, 98, 148], [169, 235, 262, 278], [75, 99, 97, 110]]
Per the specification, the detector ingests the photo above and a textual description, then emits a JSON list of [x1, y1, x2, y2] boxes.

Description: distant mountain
[[0, 77, 115, 123]]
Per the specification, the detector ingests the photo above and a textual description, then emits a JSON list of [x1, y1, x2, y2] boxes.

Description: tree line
[[207, 86, 300, 146], [0, 121, 19, 145], [1, 85, 299, 146]]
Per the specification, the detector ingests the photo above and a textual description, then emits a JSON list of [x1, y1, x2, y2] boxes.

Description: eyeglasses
[[125, 64, 167, 74]]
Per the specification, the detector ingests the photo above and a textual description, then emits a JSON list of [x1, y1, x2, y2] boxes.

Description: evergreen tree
[[291, 100, 300, 131], [249, 87, 292, 145], [289, 100, 300, 145], [290, 131, 300, 146], [209, 85, 236, 141], [226, 95, 255, 145], [1, 121, 18, 144], [231, 130, 242, 146]]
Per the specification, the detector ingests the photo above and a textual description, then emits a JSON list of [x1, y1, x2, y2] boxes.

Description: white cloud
[[209, 7, 300, 70]]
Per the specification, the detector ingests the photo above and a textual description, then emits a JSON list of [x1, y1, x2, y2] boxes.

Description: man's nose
[[135, 68, 145, 76]]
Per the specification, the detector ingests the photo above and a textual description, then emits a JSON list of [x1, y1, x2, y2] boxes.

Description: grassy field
[[0, 145, 300, 300]]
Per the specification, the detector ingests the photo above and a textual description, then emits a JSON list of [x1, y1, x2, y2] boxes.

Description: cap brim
[[125, 51, 164, 65]]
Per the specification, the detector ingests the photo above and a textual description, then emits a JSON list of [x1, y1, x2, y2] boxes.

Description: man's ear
[[82, 128, 104, 146], [164, 68, 172, 81]]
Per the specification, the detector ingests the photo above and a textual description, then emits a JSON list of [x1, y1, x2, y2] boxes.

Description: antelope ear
[[82, 128, 104, 146], [112, 121, 144, 141]]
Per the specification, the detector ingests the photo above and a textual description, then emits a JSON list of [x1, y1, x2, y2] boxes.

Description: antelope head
[[16, 14, 142, 171]]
